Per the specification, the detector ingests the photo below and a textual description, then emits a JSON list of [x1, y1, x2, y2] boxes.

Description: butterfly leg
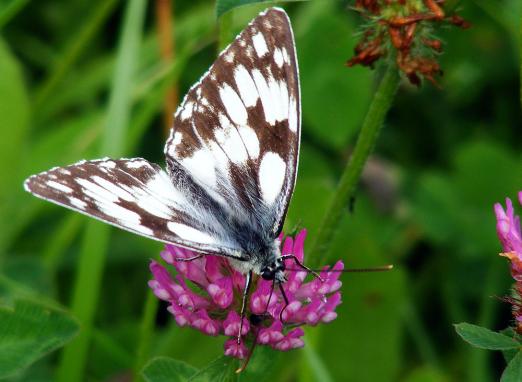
[[173, 253, 205, 262], [237, 270, 253, 344], [280, 254, 325, 282], [278, 283, 289, 323]]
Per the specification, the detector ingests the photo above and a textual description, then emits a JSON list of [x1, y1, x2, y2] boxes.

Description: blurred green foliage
[[0, 0, 520, 381]]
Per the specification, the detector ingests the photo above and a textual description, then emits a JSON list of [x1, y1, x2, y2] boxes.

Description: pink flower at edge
[[494, 191, 522, 333], [148, 229, 343, 359], [494, 193, 522, 277]]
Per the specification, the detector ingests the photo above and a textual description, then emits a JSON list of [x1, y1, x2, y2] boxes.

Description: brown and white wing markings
[[165, 7, 300, 236], [24, 158, 241, 257]]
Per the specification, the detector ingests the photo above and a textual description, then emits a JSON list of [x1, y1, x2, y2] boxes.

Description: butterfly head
[[260, 256, 286, 283]]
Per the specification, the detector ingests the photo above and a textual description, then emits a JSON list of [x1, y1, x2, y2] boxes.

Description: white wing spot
[[173, 131, 183, 146], [76, 178, 152, 235], [252, 32, 268, 57], [238, 126, 260, 159], [224, 51, 234, 63], [252, 69, 275, 125], [181, 149, 217, 188], [167, 222, 216, 245], [216, 114, 249, 165], [282, 47, 289, 63], [274, 48, 284, 68], [234, 65, 259, 108], [259, 152, 286, 205], [268, 77, 288, 123], [288, 96, 298, 132], [180, 101, 194, 120], [219, 84, 248, 126], [69, 197, 87, 209], [146, 171, 187, 205], [91, 176, 134, 201], [76, 178, 118, 203], [126, 160, 149, 169], [47, 181, 73, 193], [100, 161, 116, 169], [245, 46, 254, 59]]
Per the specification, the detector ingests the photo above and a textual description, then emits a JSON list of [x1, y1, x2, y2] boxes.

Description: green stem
[[310, 65, 400, 265], [520, 9, 522, 110], [132, 290, 160, 381]]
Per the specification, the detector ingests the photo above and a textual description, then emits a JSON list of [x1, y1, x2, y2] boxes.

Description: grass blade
[[55, 0, 147, 380]]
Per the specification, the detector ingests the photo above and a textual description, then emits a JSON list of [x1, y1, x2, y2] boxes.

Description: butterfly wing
[[165, 8, 300, 236], [24, 158, 243, 258]]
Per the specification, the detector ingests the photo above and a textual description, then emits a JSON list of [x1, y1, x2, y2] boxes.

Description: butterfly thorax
[[227, 237, 286, 283]]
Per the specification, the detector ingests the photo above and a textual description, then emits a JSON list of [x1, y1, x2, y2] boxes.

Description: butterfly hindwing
[[165, 7, 300, 236], [24, 158, 242, 257]]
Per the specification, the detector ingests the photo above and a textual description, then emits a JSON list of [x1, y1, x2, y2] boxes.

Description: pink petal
[[224, 339, 248, 359], [223, 311, 250, 336]]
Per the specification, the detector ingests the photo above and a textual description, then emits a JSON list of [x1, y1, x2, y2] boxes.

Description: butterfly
[[24, 8, 320, 329]]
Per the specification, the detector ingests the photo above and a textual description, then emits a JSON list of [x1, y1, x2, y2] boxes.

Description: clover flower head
[[494, 192, 522, 332], [347, 0, 470, 86], [148, 229, 343, 359]]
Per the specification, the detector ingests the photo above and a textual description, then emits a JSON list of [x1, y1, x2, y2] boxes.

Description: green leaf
[[0, 299, 79, 379], [216, 0, 305, 18], [0, 38, 30, 254], [501, 328, 520, 364], [188, 356, 238, 382], [142, 357, 198, 382], [454, 323, 520, 350], [502, 351, 522, 382]]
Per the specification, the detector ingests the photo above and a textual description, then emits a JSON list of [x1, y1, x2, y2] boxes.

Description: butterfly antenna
[[286, 264, 394, 273], [280, 254, 324, 282]]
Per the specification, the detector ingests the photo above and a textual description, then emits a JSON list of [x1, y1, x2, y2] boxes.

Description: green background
[[0, 0, 521, 380]]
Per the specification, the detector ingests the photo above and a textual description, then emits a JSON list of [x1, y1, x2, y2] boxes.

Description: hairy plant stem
[[310, 65, 400, 266]]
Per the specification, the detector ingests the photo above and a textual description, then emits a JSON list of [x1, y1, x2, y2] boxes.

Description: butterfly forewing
[[165, 7, 300, 236], [24, 8, 300, 260], [24, 158, 241, 257]]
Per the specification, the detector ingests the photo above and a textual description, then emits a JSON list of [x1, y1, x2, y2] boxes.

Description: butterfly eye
[[261, 268, 275, 280], [276, 259, 286, 272]]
